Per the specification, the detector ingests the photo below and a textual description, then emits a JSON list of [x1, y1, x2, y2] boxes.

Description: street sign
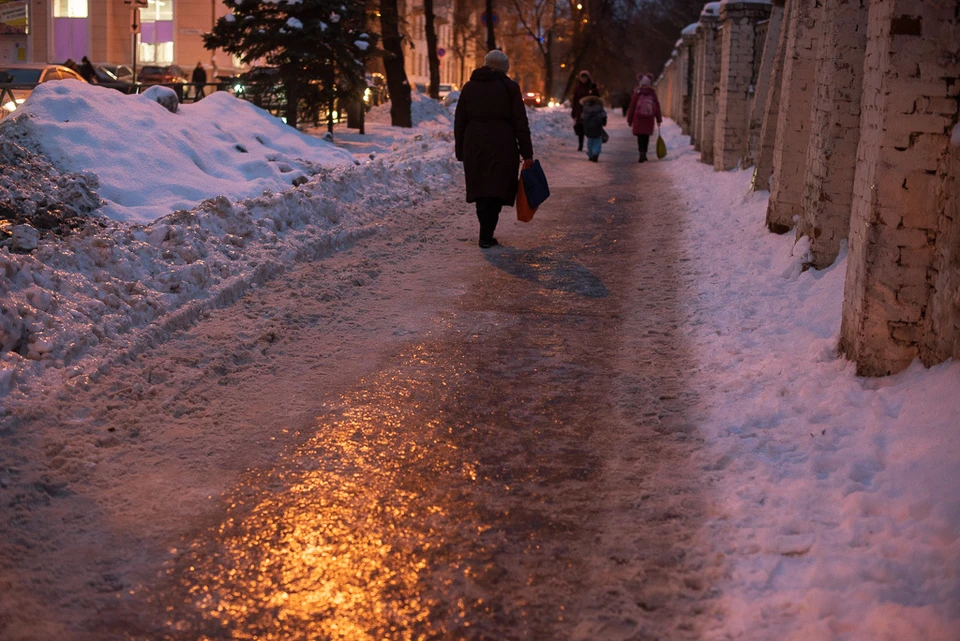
[[479, 11, 498, 26], [437, 47, 445, 58]]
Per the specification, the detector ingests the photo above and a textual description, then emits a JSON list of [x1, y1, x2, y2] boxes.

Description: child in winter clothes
[[579, 95, 607, 162]]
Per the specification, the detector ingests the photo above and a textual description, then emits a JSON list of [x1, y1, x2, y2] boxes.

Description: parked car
[[93, 63, 136, 92], [0, 64, 86, 118], [523, 91, 544, 108], [137, 64, 187, 85], [437, 83, 459, 100]]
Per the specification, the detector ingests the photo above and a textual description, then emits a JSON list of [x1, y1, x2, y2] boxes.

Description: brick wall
[[798, 0, 868, 268], [713, 1, 772, 171], [695, 9, 721, 165], [839, 0, 960, 376], [743, 1, 786, 169], [751, 0, 792, 192], [765, 0, 820, 232]]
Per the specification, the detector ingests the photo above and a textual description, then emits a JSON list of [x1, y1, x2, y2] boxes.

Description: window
[[139, 0, 174, 65], [53, 0, 87, 18]]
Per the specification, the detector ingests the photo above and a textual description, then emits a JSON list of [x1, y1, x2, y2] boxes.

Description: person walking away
[[626, 74, 662, 163], [580, 95, 607, 162], [619, 90, 631, 117], [191, 62, 208, 100], [455, 50, 535, 249], [570, 70, 599, 151], [78, 56, 95, 83]]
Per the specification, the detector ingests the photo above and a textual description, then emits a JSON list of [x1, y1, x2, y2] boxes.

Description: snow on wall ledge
[[0, 87, 470, 402]]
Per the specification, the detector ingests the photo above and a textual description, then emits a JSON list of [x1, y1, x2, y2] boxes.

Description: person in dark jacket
[[454, 50, 535, 249], [570, 70, 599, 151], [191, 62, 208, 100], [580, 95, 607, 162], [626, 74, 663, 163], [79, 56, 94, 82]]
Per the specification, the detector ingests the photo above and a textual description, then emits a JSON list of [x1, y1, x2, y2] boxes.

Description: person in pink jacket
[[626, 73, 663, 163]]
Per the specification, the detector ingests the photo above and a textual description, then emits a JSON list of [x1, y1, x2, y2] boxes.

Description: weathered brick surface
[[695, 8, 721, 164], [765, 0, 820, 232], [839, 0, 960, 376], [922, 117, 960, 366], [751, 0, 792, 191], [744, 1, 786, 169], [680, 29, 698, 134], [713, 1, 773, 171], [798, 0, 868, 268]]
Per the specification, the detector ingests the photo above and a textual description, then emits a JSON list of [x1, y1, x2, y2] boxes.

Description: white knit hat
[[484, 50, 510, 73]]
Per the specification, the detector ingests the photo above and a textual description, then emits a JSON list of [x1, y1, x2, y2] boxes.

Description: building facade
[[1, 0, 237, 76]]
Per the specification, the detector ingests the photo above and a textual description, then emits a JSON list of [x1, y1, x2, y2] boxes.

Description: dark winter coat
[[454, 66, 534, 206], [192, 65, 207, 85], [627, 86, 662, 136], [571, 79, 600, 122], [580, 96, 607, 139]]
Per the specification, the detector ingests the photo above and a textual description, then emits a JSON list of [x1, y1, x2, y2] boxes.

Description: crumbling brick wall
[[765, 0, 820, 232], [798, 0, 868, 268], [695, 7, 721, 164], [743, 1, 786, 169], [923, 140, 960, 365], [752, 0, 792, 191], [839, 0, 960, 376], [713, 0, 772, 171]]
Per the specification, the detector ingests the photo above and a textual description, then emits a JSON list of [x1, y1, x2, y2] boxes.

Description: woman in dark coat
[[626, 73, 663, 163], [570, 70, 600, 151], [455, 50, 534, 248]]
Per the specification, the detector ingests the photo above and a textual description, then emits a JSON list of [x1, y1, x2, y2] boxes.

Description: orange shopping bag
[[516, 175, 537, 222]]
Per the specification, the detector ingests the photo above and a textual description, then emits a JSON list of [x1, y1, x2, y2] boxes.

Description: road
[[1, 117, 722, 640]]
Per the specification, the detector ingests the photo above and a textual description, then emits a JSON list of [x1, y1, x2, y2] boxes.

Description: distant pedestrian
[[626, 74, 662, 163], [79, 56, 94, 82], [455, 50, 535, 249], [191, 62, 208, 100], [579, 95, 607, 162], [619, 90, 631, 117], [570, 70, 599, 152]]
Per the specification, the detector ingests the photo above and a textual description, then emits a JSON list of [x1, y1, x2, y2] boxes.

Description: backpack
[[636, 91, 656, 118]]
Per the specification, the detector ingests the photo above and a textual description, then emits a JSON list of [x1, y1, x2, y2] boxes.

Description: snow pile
[[657, 122, 960, 640], [366, 90, 453, 127], [0, 92, 462, 402], [15, 82, 357, 223], [0, 129, 102, 227]]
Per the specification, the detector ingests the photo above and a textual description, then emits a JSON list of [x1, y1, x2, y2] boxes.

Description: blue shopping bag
[[520, 160, 550, 210]]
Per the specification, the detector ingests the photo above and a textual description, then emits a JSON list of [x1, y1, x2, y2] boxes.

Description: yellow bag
[[656, 128, 667, 160]]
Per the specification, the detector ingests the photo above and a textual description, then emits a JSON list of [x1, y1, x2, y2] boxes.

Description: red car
[[523, 91, 543, 108]]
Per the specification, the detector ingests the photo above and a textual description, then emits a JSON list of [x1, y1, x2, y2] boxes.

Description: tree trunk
[[425, 0, 441, 100], [284, 78, 300, 129], [543, 30, 553, 100], [485, 0, 496, 52], [380, 0, 412, 127]]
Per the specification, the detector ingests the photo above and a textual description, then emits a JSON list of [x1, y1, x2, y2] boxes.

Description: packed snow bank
[[14, 82, 356, 223], [657, 122, 960, 641], [0, 92, 484, 402]]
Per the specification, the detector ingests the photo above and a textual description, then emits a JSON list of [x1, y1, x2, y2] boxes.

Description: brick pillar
[[713, 0, 772, 171], [924, 145, 960, 366], [680, 25, 698, 135], [765, 0, 820, 232], [695, 6, 721, 164], [839, 0, 960, 376], [752, 0, 792, 191], [799, 0, 868, 268], [743, 0, 786, 169]]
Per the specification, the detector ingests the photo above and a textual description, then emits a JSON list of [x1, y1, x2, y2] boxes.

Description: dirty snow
[[0, 80, 956, 641]]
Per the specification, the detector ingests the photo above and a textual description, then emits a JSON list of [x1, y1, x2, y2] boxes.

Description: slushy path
[[27, 117, 722, 640]]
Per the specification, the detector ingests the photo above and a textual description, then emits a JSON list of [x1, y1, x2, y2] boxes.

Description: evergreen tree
[[204, 0, 375, 129]]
